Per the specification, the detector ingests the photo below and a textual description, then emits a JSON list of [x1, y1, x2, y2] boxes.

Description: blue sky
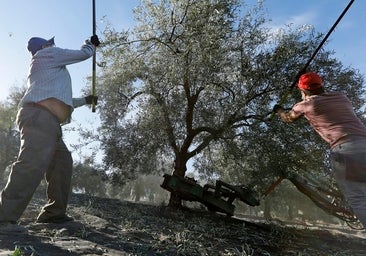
[[262, 0, 366, 72], [0, 0, 364, 162]]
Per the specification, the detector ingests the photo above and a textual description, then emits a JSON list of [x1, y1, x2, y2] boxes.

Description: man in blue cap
[[27, 36, 56, 56], [0, 34, 100, 232]]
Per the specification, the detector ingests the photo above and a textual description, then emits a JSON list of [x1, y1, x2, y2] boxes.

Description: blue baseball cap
[[27, 37, 55, 55]]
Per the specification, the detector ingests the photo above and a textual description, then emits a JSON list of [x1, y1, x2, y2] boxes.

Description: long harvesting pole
[[275, 0, 355, 109], [91, 0, 96, 112], [290, 0, 355, 91]]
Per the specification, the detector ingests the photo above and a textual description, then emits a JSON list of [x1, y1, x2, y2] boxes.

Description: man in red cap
[[273, 72, 366, 228]]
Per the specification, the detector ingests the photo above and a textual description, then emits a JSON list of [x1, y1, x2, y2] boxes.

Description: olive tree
[[95, 0, 365, 209]]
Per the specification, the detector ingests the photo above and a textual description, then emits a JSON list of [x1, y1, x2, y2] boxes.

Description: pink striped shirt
[[292, 92, 366, 148]]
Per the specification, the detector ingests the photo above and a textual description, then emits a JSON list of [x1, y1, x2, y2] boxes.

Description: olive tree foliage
[[95, 0, 365, 208]]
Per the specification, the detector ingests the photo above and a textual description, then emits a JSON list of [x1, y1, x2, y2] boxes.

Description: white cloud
[[287, 11, 317, 27]]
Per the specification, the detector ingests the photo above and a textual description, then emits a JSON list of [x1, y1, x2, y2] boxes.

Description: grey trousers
[[0, 104, 73, 222], [331, 137, 366, 228]]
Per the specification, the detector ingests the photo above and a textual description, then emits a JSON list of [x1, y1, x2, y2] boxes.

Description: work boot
[[36, 214, 74, 224]]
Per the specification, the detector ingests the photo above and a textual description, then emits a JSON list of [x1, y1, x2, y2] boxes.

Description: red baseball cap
[[297, 72, 322, 91]]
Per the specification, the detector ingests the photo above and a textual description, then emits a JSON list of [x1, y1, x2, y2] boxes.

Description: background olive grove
[[0, 0, 364, 225]]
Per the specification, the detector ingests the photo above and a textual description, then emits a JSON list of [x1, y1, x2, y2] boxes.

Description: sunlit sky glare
[[0, 0, 364, 162]]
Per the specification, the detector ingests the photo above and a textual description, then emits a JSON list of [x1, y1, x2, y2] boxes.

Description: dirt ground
[[0, 192, 366, 256]]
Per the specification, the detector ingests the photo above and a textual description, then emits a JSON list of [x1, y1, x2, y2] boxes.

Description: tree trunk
[[287, 204, 294, 221], [134, 179, 143, 202], [167, 154, 188, 208], [263, 199, 272, 220], [168, 193, 182, 209]]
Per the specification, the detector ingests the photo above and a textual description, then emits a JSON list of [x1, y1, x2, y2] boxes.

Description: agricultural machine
[[161, 172, 362, 229]]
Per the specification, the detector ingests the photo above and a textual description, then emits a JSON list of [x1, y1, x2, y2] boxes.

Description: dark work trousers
[[0, 104, 73, 222], [330, 137, 366, 229]]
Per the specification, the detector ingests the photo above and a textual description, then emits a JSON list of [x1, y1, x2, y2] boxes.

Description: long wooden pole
[[290, 0, 355, 91], [274, 0, 355, 111], [91, 0, 96, 112]]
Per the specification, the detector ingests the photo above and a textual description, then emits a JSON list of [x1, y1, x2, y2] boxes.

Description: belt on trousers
[[22, 102, 60, 123]]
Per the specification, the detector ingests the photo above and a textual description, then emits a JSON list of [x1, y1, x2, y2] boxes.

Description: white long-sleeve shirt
[[19, 41, 95, 109]]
